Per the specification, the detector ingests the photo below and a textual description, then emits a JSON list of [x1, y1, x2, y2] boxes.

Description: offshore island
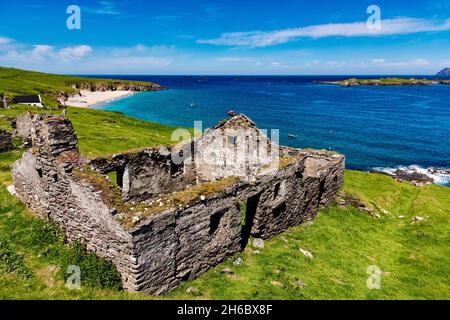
[[317, 77, 450, 87], [0, 67, 449, 299]]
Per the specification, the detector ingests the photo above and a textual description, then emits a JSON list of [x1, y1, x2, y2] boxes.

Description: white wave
[[371, 165, 450, 186]]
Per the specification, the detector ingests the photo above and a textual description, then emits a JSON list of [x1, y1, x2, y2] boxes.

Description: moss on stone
[[120, 176, 241, 229], [72, 164, 124, 211]]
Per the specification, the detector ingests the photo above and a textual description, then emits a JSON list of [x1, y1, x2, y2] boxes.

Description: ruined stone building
[[11, 112, 344, 294]]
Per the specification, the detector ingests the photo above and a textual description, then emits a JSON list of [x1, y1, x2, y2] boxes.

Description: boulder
[[253, 238, 265, 249], [394, 169, 433, 184]]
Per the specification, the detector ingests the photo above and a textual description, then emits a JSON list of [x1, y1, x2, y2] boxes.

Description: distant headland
[[0, 67, 166, 109], [437, 68, 450, 77], [317, 77, 450, 87]]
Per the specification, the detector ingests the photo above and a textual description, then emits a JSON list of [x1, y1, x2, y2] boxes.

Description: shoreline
[[64, 90, 136, 108]]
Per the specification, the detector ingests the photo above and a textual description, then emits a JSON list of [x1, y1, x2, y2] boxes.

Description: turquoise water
[[95, 76, 450, 186]]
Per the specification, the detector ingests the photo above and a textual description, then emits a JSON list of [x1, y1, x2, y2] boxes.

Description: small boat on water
[[288, 134, 298, 139], [228, 110, 237, 116], [189, 101, 195, 107]]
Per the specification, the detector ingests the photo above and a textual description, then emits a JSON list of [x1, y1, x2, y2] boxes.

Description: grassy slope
[[0, 67, 158, 108]]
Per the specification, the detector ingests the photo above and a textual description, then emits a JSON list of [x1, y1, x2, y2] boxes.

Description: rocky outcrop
[[12, 113, 345, 295], [369, 166, 447, 187], [437, 68, 450, 77], [393, 169, 433, 184]]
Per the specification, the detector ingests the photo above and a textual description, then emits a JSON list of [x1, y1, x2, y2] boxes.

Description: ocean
[[92, 75, 450, 186]]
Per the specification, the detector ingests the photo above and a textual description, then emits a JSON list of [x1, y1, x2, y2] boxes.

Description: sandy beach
[[64, 90, 135, 108]]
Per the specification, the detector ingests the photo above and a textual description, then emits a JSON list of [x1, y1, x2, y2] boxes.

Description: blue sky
[[0, 0, 449, 74]]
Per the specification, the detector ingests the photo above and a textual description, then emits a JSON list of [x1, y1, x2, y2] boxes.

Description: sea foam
[[372, 165, 450, 186]]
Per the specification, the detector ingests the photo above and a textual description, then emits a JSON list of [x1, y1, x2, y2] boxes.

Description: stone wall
[[12, 113, 345, 295], [11, 114, 137, 290], [130, 187, 244, 294], [14, 112, 34, 147], [126, 150, 343, 294], [88, 145, 196, 202], [0, 129, 13, 152], [250, 153, 344, 239]]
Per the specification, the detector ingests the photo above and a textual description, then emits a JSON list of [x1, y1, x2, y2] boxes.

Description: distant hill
[[437, 68, 450, 77]]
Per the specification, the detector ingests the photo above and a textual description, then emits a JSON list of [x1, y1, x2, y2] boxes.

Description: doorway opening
[[241, 192, 261, 248]]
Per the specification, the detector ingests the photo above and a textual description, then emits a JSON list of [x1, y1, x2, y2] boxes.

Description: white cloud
[[0, 37, 12, 45], [59, 45, 93, 60], [269, 61, 288, 69], [32, 45, 55, 59], [30, 45, 93, 61], [0, 41, 175, 74], [111, 44, 175, 57], [217, 57, 244, 62], [216, 56, 257, 63], [3, 44, 93, 63], [198, 18, 450, 47], [371, 58, 430, 67], [85, 1, 120, 15]]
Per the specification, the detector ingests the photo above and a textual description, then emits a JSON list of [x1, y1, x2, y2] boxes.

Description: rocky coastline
[[370, 167, 450, 187], [60, 81, 167, 107], [70, 81, 166, 93]]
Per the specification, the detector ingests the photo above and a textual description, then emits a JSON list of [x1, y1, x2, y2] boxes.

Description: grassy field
[[0, 67, 160, 108], [0, 106, 449, 299]]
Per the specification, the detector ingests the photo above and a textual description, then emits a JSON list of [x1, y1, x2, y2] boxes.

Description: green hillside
[[0, 67, 161, 108]]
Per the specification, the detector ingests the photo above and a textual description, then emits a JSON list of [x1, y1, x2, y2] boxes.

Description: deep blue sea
[[91, 75, 450, 186]]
